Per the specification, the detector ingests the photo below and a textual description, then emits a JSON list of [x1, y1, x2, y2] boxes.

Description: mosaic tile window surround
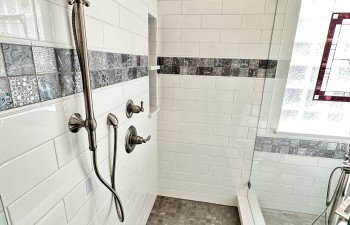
[[255, 136, 349, 159], [0, 43, 148, 112], [157, 57, 278, 78]]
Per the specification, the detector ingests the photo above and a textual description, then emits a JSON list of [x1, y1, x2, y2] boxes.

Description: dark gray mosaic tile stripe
[[158, 57, 278, 78], [255, 136, 349, 159], [3, 44, 35, 76], [147, 196, 241, 225], [56, 48, 80, 73], [0, 77, 13, 110], [37, 74, 62, 101], [0, 46, 6, 77], [33, 46, 58, 74], [8, 76, 40, 107], [0, 42, 148, 112]]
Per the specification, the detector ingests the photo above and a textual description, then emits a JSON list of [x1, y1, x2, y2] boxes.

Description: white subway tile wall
[[0, 0, 159, 225], [158, 0, 278, 59], [158, 74, 262, 206], [251, 151, 343, 215]]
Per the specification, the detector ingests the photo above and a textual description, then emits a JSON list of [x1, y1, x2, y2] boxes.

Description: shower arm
[[68, 0, 97, 151]]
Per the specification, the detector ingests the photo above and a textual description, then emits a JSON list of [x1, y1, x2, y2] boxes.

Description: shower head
[[107, 113, 119, 127]]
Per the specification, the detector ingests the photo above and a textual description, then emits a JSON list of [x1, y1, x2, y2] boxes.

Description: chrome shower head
[[107, 113, 119, 127]]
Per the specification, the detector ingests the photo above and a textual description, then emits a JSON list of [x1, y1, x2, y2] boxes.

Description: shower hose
[[72, 4, 125, 222], [312, 166, 343, 225]]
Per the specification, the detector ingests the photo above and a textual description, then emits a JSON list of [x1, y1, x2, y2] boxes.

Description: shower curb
[[238, 195, 266, 225]]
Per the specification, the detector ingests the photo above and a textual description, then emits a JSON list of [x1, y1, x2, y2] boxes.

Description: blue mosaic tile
[[37, 74, 62, 101], [56, 49, 80, 73], [59, 73, 75, 97], [32, 46, 57, 74], [9, 76, 40, 107], [255, 136, 350, 159], [89, 51, 108, 71], [0, 47, 6, 76], [3, 44, 35, 76], [0, 77, 13, 111]]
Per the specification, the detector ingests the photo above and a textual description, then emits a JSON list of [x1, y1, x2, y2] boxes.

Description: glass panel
[[0, 197, 8, 225], [248, 0, 350, 224]]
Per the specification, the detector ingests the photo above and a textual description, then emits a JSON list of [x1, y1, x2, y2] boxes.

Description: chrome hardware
[[125, 126, 151, 153], [107, 113, 118, 127], [68, 0, 90, 6], [68, 113, 85, 133], [126, 100, 144, 118], [68, 0, 124, 222], [68, 0, 97, 151]]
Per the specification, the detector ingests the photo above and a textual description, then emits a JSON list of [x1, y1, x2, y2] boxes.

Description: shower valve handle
[[131, 135, 151, 145], [126, 100, 144, 118]]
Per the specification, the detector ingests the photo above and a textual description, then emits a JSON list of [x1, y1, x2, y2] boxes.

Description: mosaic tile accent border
[[157, 57, 278, 78], [255, 136, 349, 159], [0, 43, 148, 112]]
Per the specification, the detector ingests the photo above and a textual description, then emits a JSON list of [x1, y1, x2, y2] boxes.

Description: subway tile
[[191, 155, 226, 167], [163, 15, 201, 28], [0, 141, 58, 206], [210, 146, 245, 159], [190, 192, 222, 205], [67, 196, 96, 225], [179, 75, 216, 89], [159, 1, 182, 14], [159, 170, 191, 182], [191, 174, 223, 186], [209, 166, 241, 178], [213, 125, 249, 138], [35, 201, 67, 225], [220, 30, 242, 43], [182, 0, 222, 14], [195, 134, 229, 147], [0, 102, 67, 164], [196, 112, 231, 125], [64, 175, 98, 221], [214, 102, 252, 115], [201, 15, 242, 29], [181, 29, 220, 43], [180, 100, 214, 113], [178, 122, 212, 135], [175, 181, 206, 193], [176, 143, 210, 155], [8, 152, 92, 225], [176, 163, 209, 175]]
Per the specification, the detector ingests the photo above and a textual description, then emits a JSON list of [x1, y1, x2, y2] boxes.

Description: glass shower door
[[247, 0, 350, 224]]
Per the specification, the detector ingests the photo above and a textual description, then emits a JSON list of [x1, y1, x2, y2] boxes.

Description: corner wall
[[0, 0, 159, 225]]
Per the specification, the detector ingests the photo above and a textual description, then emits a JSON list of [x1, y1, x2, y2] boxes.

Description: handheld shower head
[[107, 113, 118, 127]]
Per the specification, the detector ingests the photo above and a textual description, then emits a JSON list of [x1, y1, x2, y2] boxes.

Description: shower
[[67, 0, 124, 222]]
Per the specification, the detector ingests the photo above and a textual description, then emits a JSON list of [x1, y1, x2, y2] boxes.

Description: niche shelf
[[148, 65, 160, 71], [148, 13, 160, 117]]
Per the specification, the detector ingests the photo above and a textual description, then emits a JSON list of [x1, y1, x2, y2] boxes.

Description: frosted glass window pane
[[278, 0, 350, 137]]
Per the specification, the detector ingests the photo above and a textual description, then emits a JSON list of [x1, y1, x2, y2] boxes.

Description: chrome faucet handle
[[130, 135, 151, 145], [126, 100, 144, 118], [125, 126, 151, 153]]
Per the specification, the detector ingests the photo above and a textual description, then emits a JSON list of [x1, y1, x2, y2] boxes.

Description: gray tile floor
[[146, 196, 241, 225]]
